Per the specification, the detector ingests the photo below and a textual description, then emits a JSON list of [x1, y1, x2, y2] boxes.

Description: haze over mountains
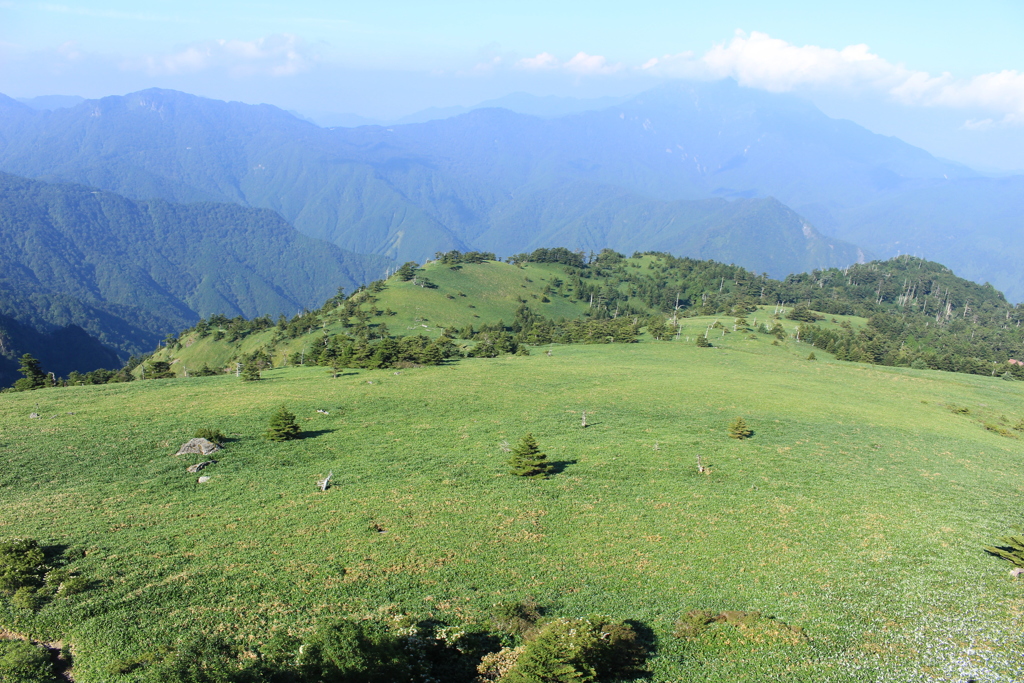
[[0, 79, 1020, 302], [1, 77, 1022, 383]]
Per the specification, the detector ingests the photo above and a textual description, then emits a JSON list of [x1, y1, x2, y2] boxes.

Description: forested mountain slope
[[0, 172, 387, 385]]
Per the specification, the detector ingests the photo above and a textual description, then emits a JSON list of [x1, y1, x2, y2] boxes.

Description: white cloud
[[641, 31, 1024, 127], [516, 52, 559, 70], [127, 34, 313, 77], [515, 51, 622, 75], [564, 52, 622, 75]]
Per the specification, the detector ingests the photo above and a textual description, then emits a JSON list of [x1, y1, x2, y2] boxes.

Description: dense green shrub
[[297, 619, 407, 683], [0, 639, 58, 683], [138, 635, 250, 683], [501, 617, 648, 683], [61, 576, 89, 595], [0, 539, 45, 592], [11, 586, 43, 611], [786, 306, 825, 323], [492, 598, 544, 636]]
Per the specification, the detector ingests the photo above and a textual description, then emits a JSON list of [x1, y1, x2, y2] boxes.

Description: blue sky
[[2, 1, 1023, 169]]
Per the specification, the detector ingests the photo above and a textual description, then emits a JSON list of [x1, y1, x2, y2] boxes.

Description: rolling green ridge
[[1, 335, 1023, 680], [0, 172, 389, 385], [143, 251, 1024, 385]]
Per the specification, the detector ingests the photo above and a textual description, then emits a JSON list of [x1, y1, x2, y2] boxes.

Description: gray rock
[[29, 413, 39, 419], [175, 438, 221, 456], [186, 460, 217, 474], [197, 476, 211, 484]]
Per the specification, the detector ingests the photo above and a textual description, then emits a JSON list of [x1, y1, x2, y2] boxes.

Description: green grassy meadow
[[2, 337, 1024, 680]]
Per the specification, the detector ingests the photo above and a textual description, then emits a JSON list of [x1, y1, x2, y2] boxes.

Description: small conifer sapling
[[508, 433, 554, 478], [728, 417, 754, 440], [266, 405, 301, 441]]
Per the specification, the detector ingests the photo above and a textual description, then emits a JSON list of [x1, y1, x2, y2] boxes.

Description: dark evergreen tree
[[14, 354, 47, 391], [266, 406, 301, 441], [395, 262, 418, 281], [146, 360, 176, 379], [240, 363, 261, 381], [508, 434, 554, 478], [695, 335, 712, 348], [195, 364, 220, 377]]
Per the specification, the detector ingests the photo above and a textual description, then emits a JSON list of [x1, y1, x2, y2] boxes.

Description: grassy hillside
[[2, 334, 1023, 680], [145, 259, 588, 376], [142, 251, 1022, 386]]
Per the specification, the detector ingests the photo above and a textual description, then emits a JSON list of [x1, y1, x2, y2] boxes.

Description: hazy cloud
[[516, 51, 622, 75], [642, 31, 1024, 126], [126, 34, 313, 77], [516, 52, 559, 70], [564, 52, 622, 75]]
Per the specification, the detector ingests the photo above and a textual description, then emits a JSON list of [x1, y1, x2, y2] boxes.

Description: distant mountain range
[[1, 78, 1022, 385], [0, 83, 889, 276], [300, 92, 636, 128], [0, 172, 387, 385]]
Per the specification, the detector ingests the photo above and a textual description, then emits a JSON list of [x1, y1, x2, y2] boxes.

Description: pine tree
[[146, 360, 176, 379], [695, 335, 712, 348], [195, 363, 220, 377], [240, 363, 261, 381], [728, 417, 754, 440], [266, 406, 301, 441], [508, 433, 554, 478], [807, 352, 817, 361], [15, 354, 46, 391], [395, 262, 418, 281]]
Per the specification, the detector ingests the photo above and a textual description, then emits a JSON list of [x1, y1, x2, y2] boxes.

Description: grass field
[[2, 337, 1023, 681]]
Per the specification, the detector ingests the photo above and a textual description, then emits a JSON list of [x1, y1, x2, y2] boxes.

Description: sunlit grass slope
[[149, 260, 592, 375], [2, 337, 1023, 681]]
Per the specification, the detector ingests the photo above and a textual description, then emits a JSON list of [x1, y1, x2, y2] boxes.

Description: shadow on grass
[[300, 429, 334, 440], [41, 543, 69, 564], [549, 459, 577, 475]]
